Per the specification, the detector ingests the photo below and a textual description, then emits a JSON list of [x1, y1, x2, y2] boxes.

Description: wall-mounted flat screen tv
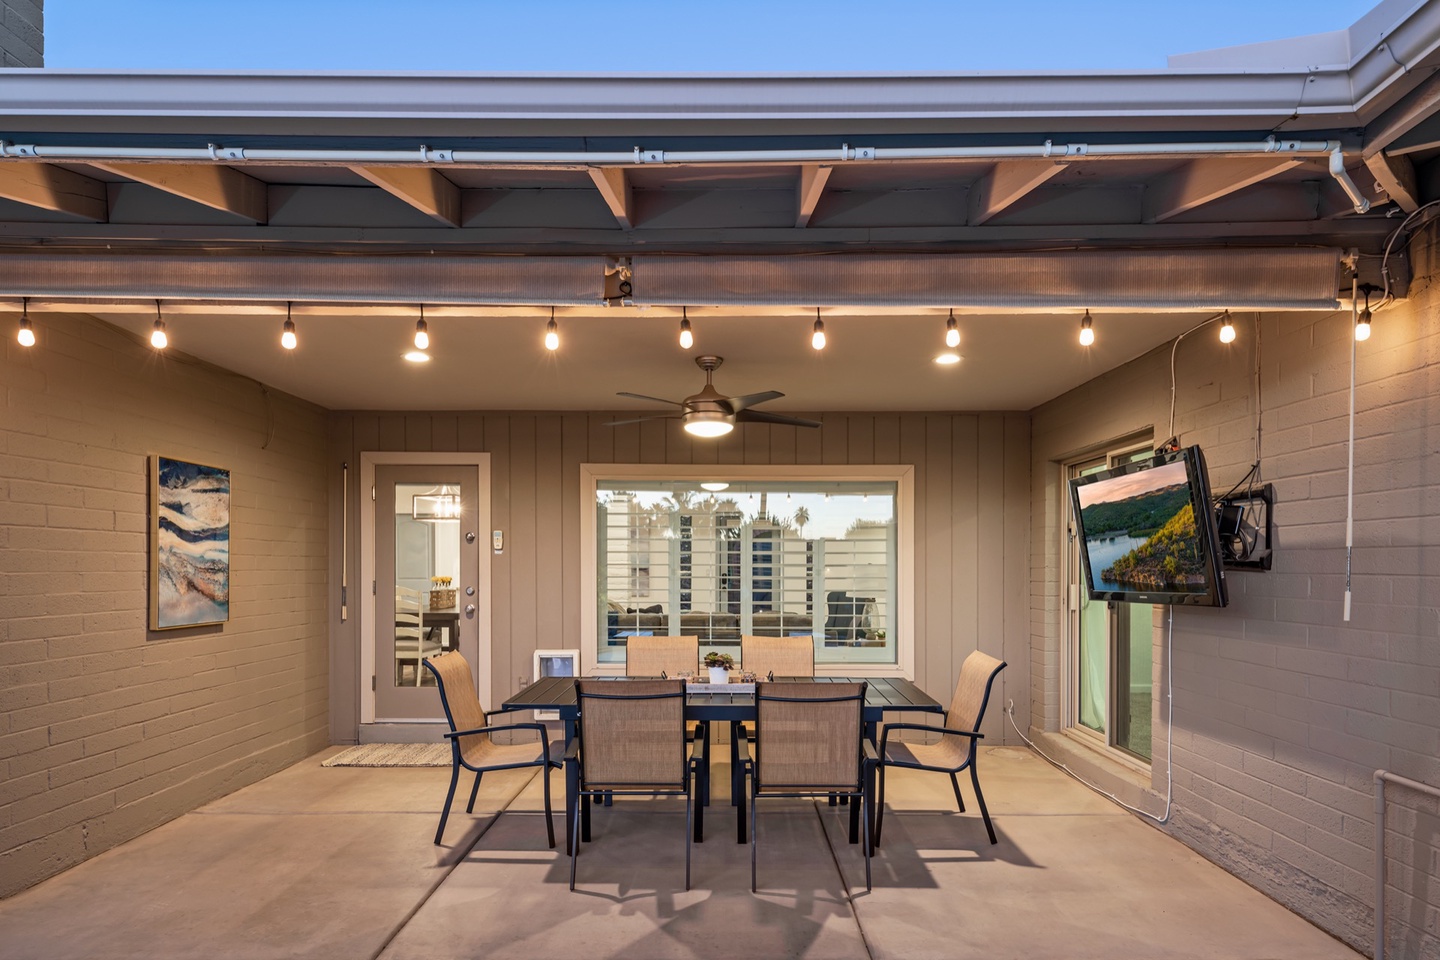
[[1069, 445, 1228, 607]]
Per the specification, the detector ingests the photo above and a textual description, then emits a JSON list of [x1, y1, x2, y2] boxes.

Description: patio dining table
[[501, 675, 944, 849]]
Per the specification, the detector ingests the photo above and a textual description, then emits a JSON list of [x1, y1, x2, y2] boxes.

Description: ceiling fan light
[[700, 481, 729, 491], [683, 411, 735, 438]]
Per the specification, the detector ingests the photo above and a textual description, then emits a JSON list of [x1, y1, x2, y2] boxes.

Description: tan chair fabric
[[625, 635, 699, 678], [428, 651, 538, 770], [755, 682, 864, 790], [577, 679, 687, 789], [741, 635, 814, 679], [897, 650, 1004, 768]]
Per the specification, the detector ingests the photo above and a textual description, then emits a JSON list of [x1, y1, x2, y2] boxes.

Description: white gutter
[[0, 136, 1373, 213]]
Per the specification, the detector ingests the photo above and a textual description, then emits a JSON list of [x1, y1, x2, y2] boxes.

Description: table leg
[[563, 718, 578, 855]]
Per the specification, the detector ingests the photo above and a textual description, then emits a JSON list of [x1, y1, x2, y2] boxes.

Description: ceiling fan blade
[[606, 415, 680, 427], [617, 391, 684, 406], [725, 390, 784, 413], [736, 410, 821, 429]]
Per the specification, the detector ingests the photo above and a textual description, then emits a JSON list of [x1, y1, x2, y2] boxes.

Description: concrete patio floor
[[0, 744, 1364, 960]]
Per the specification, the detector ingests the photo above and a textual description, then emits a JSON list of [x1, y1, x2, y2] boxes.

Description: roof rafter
[[1143, 157, 1305, 223], [349, 165, 461, 227], [91, 161, 267, 223], [587, 167, 633, 230], [795, 164, 832, 228], [0, 162, 107, 221], [968, 160, 1068, 225]]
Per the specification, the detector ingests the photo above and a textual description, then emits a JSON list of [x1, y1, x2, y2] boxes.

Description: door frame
[[360, 451, 492, 724]]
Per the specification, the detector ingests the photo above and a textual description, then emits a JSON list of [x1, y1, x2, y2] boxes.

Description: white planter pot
[[708, 666, 729, 685]]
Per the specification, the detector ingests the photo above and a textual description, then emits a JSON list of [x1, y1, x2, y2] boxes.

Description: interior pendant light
[[811, 309, 826, 350], [151, 300, 168, 349], [945, 309, 960, 348], [1218, 311, 1236, 344], [679, 307, 694, 349], [1355, 289, 1372, 342], [413, 306, 429, 350], [1078, 309, 1095, 347], [281, 302, 297, 350], [545, 307, 560, 351], [16, 298, 34, 347]]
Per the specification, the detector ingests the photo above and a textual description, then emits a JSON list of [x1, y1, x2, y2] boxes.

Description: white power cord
[[1006, 607, 1175, 824]]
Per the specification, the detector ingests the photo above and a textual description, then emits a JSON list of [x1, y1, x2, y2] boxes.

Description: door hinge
[[372, 580, 376, 596], [371, 675, 376, 691], [371, 485, 376, 501]]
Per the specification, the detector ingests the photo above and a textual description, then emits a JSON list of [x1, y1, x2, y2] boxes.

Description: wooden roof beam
[[92, 161, 267, 223], [968, 160, 1068, 225], [587, 167, 634, 230], [795, 164, 833, 227], [1144, 157, 1304, 223], [349, 165, 461, 227], [0, 162, 107, 221]]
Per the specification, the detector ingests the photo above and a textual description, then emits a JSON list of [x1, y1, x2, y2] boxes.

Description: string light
[[413, 306, 429, 350], [1218, 311, 1236, 344], [281, 302, 297, 350], [1078, 309, 1095, 347], [545, 307, 560, 351], [1355, 289, 1372, 342], [945, 309, 960, 348], [16, 298, 34, 347], [812, 308, 826, 350], [679, 307, 694, 349], [151, 300, 168, 349]]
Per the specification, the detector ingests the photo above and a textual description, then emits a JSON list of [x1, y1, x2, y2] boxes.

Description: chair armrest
[[862, 739, 879, 764], [445, 722, 549, 741], [878, 721, 982, 754], [564, 738, 580, 761], [689, 724, 707, 762], [735, 725, 753, 768]]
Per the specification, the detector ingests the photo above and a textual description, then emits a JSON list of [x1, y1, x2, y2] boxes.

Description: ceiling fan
[[609, 355, 821, 438]]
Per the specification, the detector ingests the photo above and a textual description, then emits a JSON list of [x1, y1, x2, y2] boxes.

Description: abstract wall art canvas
[[150, 456, 230, 629]]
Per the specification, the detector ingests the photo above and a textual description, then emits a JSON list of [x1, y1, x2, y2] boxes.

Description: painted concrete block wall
[[1029, 232, 1440, 958], [0, 312, 330, 899], [328, 411, 1031, 748], [0, 0, 41, 67]]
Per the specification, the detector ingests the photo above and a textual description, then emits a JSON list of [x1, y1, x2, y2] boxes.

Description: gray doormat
[[321, 743, 450, 767]]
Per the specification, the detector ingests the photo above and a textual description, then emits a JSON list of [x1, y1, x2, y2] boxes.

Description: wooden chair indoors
[[395, 585, 442, 686], [874, 650, 1007, 846], [423, 651, 562, 847], [738, 681, 875, 892], [740, 634, 815, 680], [566, 679, 706, 891]]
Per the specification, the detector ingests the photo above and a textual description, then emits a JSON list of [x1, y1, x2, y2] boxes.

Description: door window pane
[[393, 482, 461, 688], [597, 481, 897, 667]]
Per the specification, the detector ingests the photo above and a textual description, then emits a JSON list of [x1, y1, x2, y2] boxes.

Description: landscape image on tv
[[1075, 460, 1210, 594]]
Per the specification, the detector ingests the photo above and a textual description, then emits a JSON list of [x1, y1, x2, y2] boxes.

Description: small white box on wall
[[532, 649, 579, 720]]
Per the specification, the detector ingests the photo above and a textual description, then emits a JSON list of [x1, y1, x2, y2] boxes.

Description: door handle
[[465, 604, 476, 617]]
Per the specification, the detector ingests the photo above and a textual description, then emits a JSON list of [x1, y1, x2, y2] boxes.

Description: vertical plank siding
[[330, 411, 1031, 740]]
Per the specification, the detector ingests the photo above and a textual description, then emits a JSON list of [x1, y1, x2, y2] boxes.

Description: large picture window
[[582, 466, 913, 674]]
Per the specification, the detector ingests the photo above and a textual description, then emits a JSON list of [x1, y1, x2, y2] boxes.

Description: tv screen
[[1069, 445, 1228, 607]]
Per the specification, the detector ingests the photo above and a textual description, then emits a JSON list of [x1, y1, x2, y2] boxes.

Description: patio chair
[[395, 585, 442, 686], [423, 651, 562, 848], [874, 650, 1007, 846], [741, 634, 814, 679], [624, 634, 700, 677], [567, 679, 706, 891], [738, 681, 876, 892]]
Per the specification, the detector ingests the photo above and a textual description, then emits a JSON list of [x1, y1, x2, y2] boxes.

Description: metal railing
[[1373, 769, 1440, 960]]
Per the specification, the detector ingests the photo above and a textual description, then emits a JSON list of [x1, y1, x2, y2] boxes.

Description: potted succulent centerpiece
[[703, 651, 734, 684]]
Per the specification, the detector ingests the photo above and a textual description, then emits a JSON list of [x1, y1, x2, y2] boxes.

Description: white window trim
[[580, 463, 916, 679]]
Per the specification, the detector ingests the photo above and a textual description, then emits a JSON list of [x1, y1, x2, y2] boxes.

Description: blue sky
[[46, 0, 1379, 72]]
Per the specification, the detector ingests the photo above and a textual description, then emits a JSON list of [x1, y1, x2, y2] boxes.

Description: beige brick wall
[[0, 312, 329, 899], [1029, 229, 1440, 957], [0, 0, 41, 67]]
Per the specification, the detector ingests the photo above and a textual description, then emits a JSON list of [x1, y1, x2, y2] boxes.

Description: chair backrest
[[947, 650, 1007, 735], [741, 635, 814, 679], [755, 681, 866, 791], [625, 635, 699, 677], [424, 651, 490, 765], [576, 679, 687, 788], [395, 585, 424, 635]]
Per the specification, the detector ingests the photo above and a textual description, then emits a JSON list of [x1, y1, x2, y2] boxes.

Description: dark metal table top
[[502, 675, 942, 720]]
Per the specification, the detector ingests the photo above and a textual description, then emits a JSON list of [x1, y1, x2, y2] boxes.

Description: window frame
[[580, 463, 916, 678]]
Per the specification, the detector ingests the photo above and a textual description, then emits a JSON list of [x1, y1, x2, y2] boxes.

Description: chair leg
[[862, 786, 873, 892], [569, 791, 583, 891], [435, 758, 461, 845], [581, 790, 593, 843], [950, 771, 966, 813], [874, 763, 887, 848], [564, 755, 579, 856], [848, 786, 860, 844], [970, 762, 998, 845], [465, 770, 484, 813], [750, 785, 759, 893], [685, 785, 693, 891], [542, 762, 556, 849]]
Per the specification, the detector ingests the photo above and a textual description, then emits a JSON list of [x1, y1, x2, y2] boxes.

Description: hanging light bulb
[[16, 298, 34, 347], [1078, 309, 1095, 347], [1355, 289, 1372, 342], [151, 300, 168, 349], [1218, 311, 1236, 344], [281, 302, 297, 350], [812, 309, 826, 350], [679, 307, 694, 349], [413, 305, 429, 350], [945, 309, 960, 348], [545, 307, 560, 351]]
